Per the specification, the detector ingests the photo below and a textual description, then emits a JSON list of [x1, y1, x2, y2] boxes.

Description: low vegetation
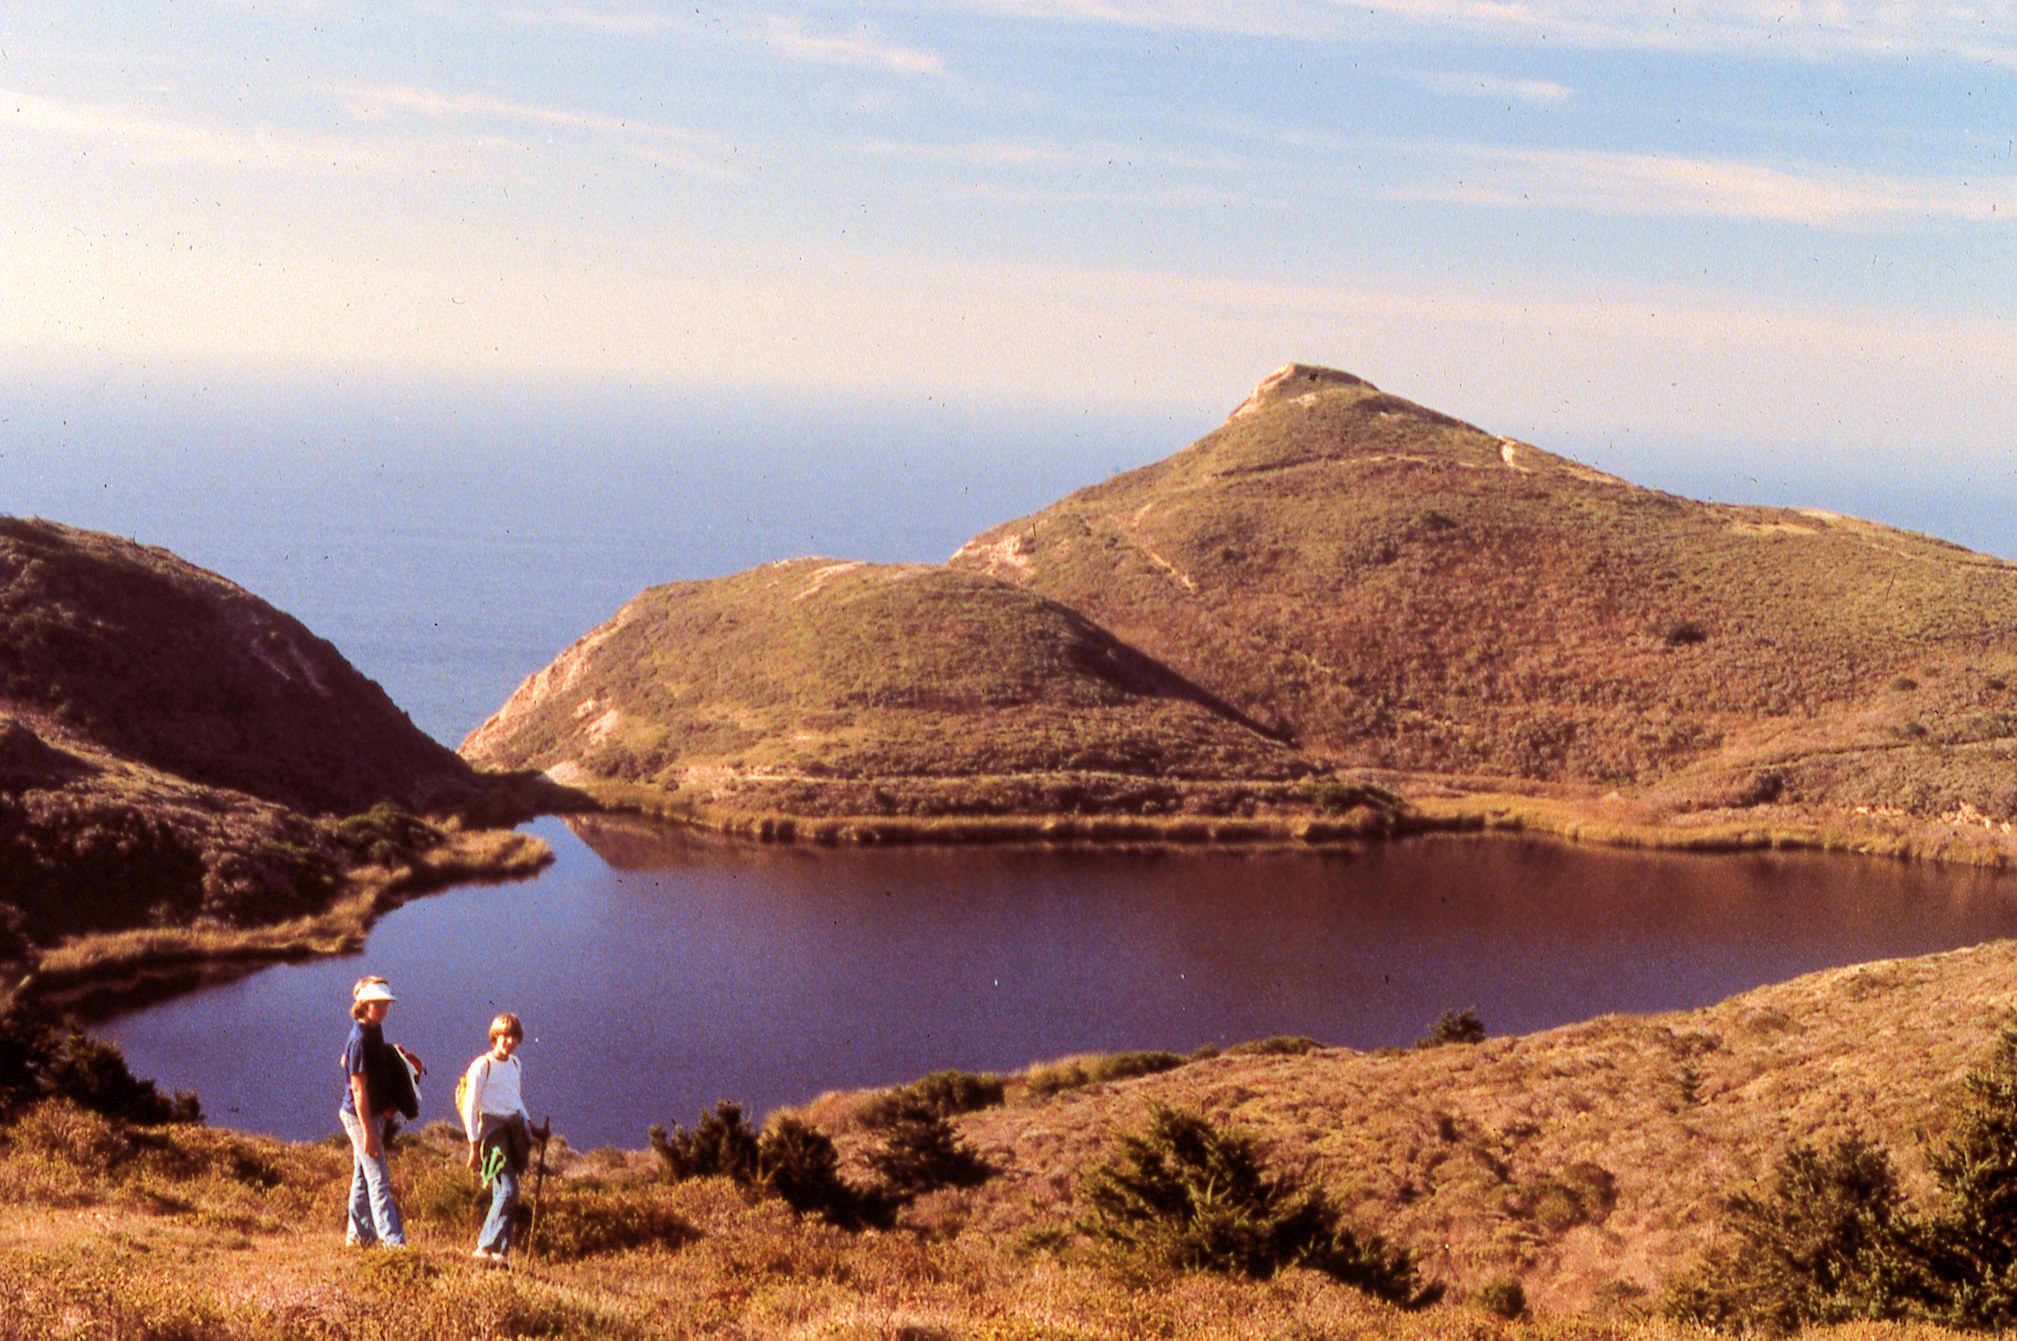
[[9, 941, 2017, 1336]]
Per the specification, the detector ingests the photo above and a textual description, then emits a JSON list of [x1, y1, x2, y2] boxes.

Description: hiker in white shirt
[[459, 1012, 542, 1265]]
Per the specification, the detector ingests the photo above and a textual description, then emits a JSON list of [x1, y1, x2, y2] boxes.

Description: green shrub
[[1478, 1276, 1528, 1319], [860, 1069, 1005, 1126], [1664, 1133, 1937, 1332], [1225, 1036, 1322, 1057], [863, 1096, 996, 1201], [3, 1016, 201, 1125], [1026, 1050, 1186, 1099], [1076, 1102, 1437, 1308], [1416, 1007, 1486, 1049], [649, 1101, 759, 1184], [651, 1102, 893, 1229], [1923, 1022, 2017, 1328]]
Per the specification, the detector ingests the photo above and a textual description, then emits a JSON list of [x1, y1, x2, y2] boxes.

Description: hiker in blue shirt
[[338, 976, 410, 1247], [459, 1011, 545, 1266]]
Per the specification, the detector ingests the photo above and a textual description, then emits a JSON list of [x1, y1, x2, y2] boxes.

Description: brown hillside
[[0, 517, 481, 814], [830, 936, 2017, 1317], [0, 517, 546, 975], [952, 363, 2017, 821], [462, 558, 1321, 822]]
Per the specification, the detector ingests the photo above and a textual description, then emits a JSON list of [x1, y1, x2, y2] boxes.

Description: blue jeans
[[479, 1162, 521, 1254], [339, 1107, 406, 1246]]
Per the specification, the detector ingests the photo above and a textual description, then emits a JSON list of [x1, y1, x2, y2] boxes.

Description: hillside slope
[[9, 937, 2017, 1334], [466, 363, 2017, 854], [463, 558, 1323, 824], [0, 517, 545, 971], [954, 364, 2017, 811]]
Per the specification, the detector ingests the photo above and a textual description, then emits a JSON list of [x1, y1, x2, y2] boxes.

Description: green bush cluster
[[859, 1068, 1006, 1126], [1076, 1102, 1438, 1308], [1025, 1050, 1186, 1099], [649, 1098, 994, 1231], [0, 1008, 199, 1125], [1669, 1024, 2017, 1332], [1415, 1007, 1487, 1049]]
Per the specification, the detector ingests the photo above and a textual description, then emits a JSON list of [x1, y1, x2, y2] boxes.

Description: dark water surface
[[101, 814, 2017, 1150]]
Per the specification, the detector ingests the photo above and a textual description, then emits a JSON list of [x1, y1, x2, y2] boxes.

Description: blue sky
[[4, 2, 2015, 507]]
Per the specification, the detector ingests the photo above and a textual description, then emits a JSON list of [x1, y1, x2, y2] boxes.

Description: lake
[[99, 813, 2017, 1150]]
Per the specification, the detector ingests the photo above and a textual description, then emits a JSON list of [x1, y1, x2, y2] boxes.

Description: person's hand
[[466, 1141, 480, 1171], [363, 1129, 383, 1160]]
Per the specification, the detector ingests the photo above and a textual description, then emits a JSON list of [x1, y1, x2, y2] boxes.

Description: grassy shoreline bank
[[12, 826, 552, 1022], [579, 776, 2017, 869]]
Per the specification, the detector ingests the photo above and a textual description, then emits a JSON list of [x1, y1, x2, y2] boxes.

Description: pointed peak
[[1227, 364, 1372, 422]]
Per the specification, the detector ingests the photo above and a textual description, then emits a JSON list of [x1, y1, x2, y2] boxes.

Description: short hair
[[489, 1012, 524, 1043], [351, 976, 393, 1022]]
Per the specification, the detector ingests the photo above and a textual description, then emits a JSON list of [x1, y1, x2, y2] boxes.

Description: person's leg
[[356, 1116, 407, 1246], [478, 1164, 520, 1257], [338, 1108, 376, 1245]]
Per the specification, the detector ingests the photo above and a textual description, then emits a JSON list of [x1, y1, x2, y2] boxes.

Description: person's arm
[[350, 1071, 381, 1159], [462, 1056, 488, 1167]]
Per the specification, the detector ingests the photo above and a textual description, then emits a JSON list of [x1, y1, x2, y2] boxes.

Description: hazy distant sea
[[5, 367, 1192, 744]]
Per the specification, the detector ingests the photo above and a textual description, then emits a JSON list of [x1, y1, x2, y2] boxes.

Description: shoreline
[[579, 777, 2017, 868], [13, 826, 553, 1024]]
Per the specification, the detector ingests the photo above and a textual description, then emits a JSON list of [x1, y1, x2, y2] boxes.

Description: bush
[[1076, 1102, 1437, 1307], [1672, 1025, 2017, 1333], [649, 1101, 759, 1184], [1416, 1007, 1486, 1049], [1478, 1276, 1528, 1319], [1225, 1036, 1323, 1057], [1924, 1022, 2017, 1328], [863, 1096, 996, 1201], [1026, 1050, 1186, 1098], [532, 1183, 701, 1261], [860, 1069, 1005, 1126], [0, 1010, 200, 1126]]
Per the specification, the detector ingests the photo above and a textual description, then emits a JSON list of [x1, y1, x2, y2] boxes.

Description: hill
[[6, 936, 2016, 1334], [0, 517, 550, 1006], [462, 556, 1348, 836], [466, 364, 2017, 860]]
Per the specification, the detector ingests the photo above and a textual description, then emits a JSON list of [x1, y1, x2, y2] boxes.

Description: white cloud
[[510, 5, 682, 36], [934, 0, 2017, 65], [1, 85, 394, 173], [8, 216, 2011, 481], [757, 16, 951, 76], [1393, 142, 2017, 225], [1410, 70, 1573, 104]]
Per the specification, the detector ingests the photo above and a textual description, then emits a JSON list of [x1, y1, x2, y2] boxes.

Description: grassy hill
[[954, 365, 2017, 807], [462, 557, 1351, 835], [5, 936, 2015, 1336], [0, 518, 550, 1009], [466, 364, 2017, 860]]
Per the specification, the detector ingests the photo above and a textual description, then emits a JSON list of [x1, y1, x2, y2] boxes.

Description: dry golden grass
[[6, 939, 2016, 1336]]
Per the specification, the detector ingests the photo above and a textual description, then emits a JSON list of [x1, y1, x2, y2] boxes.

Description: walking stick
[[525, 1115, 552, 1266]]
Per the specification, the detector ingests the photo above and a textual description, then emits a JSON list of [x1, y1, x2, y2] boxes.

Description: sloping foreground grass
[[7, 937, 2017, 1337]]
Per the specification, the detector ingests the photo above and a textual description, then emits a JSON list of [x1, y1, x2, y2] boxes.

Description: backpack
[[454, 1054, 491, 1120]]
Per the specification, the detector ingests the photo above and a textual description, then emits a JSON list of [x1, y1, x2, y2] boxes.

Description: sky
[[4, 1, 2016, 536]]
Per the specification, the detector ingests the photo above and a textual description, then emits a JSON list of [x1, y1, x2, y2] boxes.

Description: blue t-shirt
[[340, 1020, 382, 1115]]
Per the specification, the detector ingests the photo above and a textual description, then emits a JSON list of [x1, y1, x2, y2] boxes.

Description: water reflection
[[100, 815, 2017, 1149]]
